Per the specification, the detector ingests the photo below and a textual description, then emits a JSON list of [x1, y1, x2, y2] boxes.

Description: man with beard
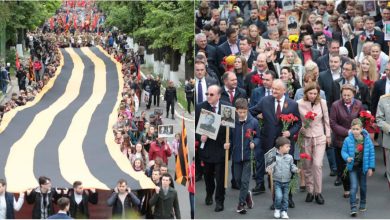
[[296, 32, 321, 65], [66, 181, 98, 219], [313, 32, 328, 57]]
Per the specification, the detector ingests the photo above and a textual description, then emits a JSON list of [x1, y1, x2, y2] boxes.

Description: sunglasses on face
[[205, 93, 215, 96]]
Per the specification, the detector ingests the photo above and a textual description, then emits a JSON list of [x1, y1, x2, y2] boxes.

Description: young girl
[[341, 119, 375, 217], [171, 133, 180, 160], [129, 142, 147, 168], [132, 158, 145, 172]]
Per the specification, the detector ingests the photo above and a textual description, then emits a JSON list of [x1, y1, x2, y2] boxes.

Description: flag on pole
[[50, 18, 54, 30], [15, 52, 20, 71], [175, 116, 189, 186], [73, 15, 77, 29], [137, 61, 141, 82]]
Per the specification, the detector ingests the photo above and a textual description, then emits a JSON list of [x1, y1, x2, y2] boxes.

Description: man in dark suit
[[220, 71, 247, 106], [244, 53, 277, 98], [195, 61, 219, 105], [67, 181, 98, 219], [236, 37, 257, 69], [312, 32, 329, 57], [196, 85, 231, 212], [249, 79, 301, 199], [375, 7, 390, 29], [318, 54, 343, 110], [333, 60, 371, 110], [48, 197, 72, 219], [352, 16, 388, 56], [249, 70, 276, 108], [244, 8, 267, 35], [316, 40, 349, 72], [217, 28, 240, 74], [372, 62, 390, 116], [296, 33, 321, 65], [149, 173, 181, 219]]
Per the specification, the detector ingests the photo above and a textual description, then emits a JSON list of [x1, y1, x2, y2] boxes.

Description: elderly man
[[195, 33, 218, 70], [376, 94, 390, 189], [195, 85, 231, 212], [372, 62, 390, 116], [249, 80, 301, 208]]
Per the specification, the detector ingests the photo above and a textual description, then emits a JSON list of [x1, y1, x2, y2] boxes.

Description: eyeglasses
[[205, 93, 215, 96]]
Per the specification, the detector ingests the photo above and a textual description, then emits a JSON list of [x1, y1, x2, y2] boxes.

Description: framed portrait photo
[[196, 109, 221, 140], [158, 125, 174, 138], [221, 105, 236, 128]]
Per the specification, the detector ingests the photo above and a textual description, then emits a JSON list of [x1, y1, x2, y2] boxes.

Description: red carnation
[[300, 153, 312, 160], [371, 35, 377, 41], [251, 74, 263, 86], [245, 129, 252, 138], [360, 35, 367, 42], [357, 144, 363, 152]]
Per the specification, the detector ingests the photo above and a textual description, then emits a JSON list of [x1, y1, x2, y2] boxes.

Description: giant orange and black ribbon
[[28, 58, 35, 82]]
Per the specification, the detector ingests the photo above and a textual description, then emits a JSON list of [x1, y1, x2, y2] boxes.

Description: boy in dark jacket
[[230, 98, 260, 214]]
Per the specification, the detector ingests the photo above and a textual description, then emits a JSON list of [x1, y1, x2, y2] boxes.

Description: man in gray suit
[[376, 94, 390, 188]]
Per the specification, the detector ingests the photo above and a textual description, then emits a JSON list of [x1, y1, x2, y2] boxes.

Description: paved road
[[196, 147, 390, 219]]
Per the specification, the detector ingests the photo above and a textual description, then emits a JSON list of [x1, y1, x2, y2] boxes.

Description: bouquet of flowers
[[279, 113, 299, 132], [359, 110, 380, 133], [251, 74, 263, 87]]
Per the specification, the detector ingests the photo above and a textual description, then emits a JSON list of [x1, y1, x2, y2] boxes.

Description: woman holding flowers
[[330, 84, 365, 198], [297, 82, 331, 205]]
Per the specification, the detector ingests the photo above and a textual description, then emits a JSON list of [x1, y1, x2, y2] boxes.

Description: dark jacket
[[296, 48, 321, 64], [353, 30, 388, 56], [316, 54, 349, 73], [330, 99, 365, 147], [249, 86, 266, 108], [217, 40, 240, 74], [26, 188, 62, 219], [48, 212, 72, 219], [249, 96, 302, 152], [220, 87, 247, 106], [318, 69, 338, 110], [235, 50, 258, 69], [195, 100, 231, 163], [195, 44, 218, 69], [67, 189, 98, 218], [371, 78, 386, 116], [152, 79, 161, 95], [149, 187, 180, 219], [142, 79, 153, 93], [243, 19, 268, 35], [185, 83, 194, 99], [4, 192, 15, 219], [243, 62, 277, 98], [164, 86, 177, 103], [231, 113, 261, 162], [333, 76, 371, 110], [107, 191, 141, 219]]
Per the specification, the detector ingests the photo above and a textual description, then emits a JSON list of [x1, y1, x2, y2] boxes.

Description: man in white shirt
[[195, 61, 218, 105], [0, 179, 24, 219]]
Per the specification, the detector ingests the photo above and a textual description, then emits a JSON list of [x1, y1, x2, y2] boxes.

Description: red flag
[[15, 52, 20, 70], [92, 14, 98, 29]]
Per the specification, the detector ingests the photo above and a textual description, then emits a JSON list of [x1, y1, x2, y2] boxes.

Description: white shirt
[[331, 69, 341, 81], [265, 88, 273, 96], [0, 192, 24, 219], [228, 41, 239, 54], [274, 96, 286, 113], [74, 193, 83, 205], [345, 77, 356, 86], [195, 77, 207, 103], [386, 78, 390, 94]]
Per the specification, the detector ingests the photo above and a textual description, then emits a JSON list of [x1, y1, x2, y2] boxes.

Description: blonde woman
[[248, 24, 263, 52], [281, 50, 302, 66], [304, 60, 320, 80], [358, 56, 378, 94]]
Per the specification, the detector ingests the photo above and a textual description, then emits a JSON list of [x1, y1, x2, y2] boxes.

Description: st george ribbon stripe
[[56, 47, 108, 189], [4, 48, 84, 192], [33, 47, 102, 188], [0, 49, 70, 192], [82, 47, 153, 190]]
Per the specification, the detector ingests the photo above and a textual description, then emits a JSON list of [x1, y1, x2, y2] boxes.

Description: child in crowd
[[230, 98, 260, 214], [267, 137, 299, 219], [171, 133, 180, 160], [341, 119, 375, 217], [129, 142, 148, 167]]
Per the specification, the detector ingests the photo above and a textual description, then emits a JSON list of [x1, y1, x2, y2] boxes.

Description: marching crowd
[[0, 1, 195, 219], [195, 0, 390, 218]]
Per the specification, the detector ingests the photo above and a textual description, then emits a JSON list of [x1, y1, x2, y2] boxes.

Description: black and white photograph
[[364, 1, 377, 16], [286, 11, 300, 35], [158, 124, 174, 138], [282, 0, 294, 11], [221, 105, 235, 128], [196, 109, 221, 140]]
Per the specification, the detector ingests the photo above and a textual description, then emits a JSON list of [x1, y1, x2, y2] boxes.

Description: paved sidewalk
[[0, 79, 19, 105]]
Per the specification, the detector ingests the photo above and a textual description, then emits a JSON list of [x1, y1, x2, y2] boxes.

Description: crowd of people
[[0, 1, 194, 219], [0, 32, 62, 125], [195, 0, 390, 218]]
